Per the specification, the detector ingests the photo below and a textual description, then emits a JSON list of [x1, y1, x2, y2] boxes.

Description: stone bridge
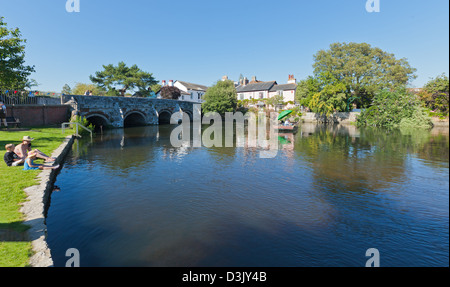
[[62, 95, 195, 128]]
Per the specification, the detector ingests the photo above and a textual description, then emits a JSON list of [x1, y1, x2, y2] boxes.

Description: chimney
[[251, 76, 257, 82], [162, 80, 166, 87], [243, 77, 248, 86], [222, 75, 228, 81], [287, 74, 296, 84], [169, 80, 174, 87]]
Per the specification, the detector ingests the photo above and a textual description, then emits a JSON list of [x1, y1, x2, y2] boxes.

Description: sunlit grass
[[0, 127, 71, 267]]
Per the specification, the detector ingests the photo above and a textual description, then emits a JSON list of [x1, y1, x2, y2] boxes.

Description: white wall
[[268, 90, 296, 102], [175, 82, 205, 103], [237, 90, 269, 100]]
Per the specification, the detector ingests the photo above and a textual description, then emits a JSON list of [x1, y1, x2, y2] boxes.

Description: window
[[259, 92, 264, 99]]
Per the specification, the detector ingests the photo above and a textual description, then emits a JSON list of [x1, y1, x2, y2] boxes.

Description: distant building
[[236, 75, 298, 105], [157, 80, 208, 103], [174, 80, 208, 103], [268, 75, 297, 103], [236, 78, 277, 100]]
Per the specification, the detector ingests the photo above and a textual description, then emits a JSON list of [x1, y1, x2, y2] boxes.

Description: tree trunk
[[120, 86, 128, 97]]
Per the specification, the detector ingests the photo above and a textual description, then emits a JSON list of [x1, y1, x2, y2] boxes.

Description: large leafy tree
[[308, 72, 348, 115], [90, 62, 157, 97], [0, 17, 35, 90], [313, 42, 417, 107], [202, 80, 236, 115], [295, 76, 321, 108]]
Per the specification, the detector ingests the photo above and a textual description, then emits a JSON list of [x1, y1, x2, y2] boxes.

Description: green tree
[[309, 73, 347, 115], [266, 94, 285, 109], [295, 76, 321, 108], [357, 88, 432, 129], [150, 83, 161, 95], [202, 80, 236, 115], [419, 74, 449, 116], [90, 62, 157, 97], [61, 84, 72, 95], [0, 17, 35, 90], [71, 83, 106, 96], [313, 42, 417, 107]]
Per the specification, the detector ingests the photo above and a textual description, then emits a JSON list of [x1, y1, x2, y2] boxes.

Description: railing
[[1, 91, 62, 105], [62, 122, 93, 141]]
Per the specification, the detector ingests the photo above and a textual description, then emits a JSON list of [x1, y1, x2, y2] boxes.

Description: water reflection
[[46, 123, 449, 267]]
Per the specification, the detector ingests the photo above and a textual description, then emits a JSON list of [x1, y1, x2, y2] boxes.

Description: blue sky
[[0, 0, 448, 92]]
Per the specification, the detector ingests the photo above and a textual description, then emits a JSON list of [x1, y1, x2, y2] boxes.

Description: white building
[[236, 75, 297, 105], [236, 76, 277, 100], [268, 75, 297, 103], [158, 80, 208, 103]]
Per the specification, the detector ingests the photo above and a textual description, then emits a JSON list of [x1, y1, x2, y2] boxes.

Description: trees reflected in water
[[293, 123, 449, 194], [70, 122, 448, 182]]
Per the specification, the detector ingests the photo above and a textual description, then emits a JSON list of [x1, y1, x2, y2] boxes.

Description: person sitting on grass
[[23, 151, 59, 171], [14, 136, 56, 162], [4, 144, 25, 167]]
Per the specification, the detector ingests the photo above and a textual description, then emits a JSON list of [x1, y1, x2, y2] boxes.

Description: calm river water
[[46, 123, 449, 267]]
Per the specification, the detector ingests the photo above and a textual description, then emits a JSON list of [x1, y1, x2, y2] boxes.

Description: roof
[[269, 84, 298, 92], [176, 81, 209, 92], [236, 81, 277, 93]]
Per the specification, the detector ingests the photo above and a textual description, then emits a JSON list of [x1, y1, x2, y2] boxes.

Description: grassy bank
[[0, 127, 71, 267]]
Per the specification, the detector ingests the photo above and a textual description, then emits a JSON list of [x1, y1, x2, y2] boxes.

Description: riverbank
[[301, 112, 449, 127], [0, 127, 72, 267]]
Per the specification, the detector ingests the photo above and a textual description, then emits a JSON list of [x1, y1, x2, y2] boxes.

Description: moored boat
[[274, 125, 298, 133]]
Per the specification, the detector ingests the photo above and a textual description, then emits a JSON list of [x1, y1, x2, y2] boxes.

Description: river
[[46, 123, 449, 267]]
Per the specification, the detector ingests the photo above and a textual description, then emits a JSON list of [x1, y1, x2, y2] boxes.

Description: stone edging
[[20, 135, 75, 267]]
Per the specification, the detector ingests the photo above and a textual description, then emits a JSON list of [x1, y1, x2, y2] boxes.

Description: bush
[[202, 80, 237, 115], [70, 115, 95, 135], [357, 88, 433, 129]]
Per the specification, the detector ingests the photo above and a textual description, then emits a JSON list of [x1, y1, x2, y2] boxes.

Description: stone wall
[[301, 112, 360, 124], [21, 135, 75, 267], [6, 105, 70, 127]]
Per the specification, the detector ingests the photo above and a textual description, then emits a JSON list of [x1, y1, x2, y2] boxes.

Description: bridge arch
[[158, 109, 172, 125], [85, 113, 111, 129], [183, 110, 193, 122], [124, 111, 147, 127]]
